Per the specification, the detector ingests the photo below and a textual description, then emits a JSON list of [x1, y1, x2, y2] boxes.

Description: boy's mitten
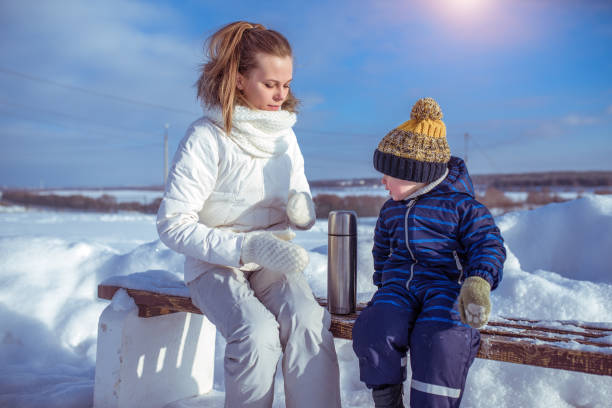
[[241, 232, 309, 274], [458, 276, 491, 328], [287, 191, 316, 230]]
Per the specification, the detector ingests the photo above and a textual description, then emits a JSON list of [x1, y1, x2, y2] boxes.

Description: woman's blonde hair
[[196, 21, 298, 134]]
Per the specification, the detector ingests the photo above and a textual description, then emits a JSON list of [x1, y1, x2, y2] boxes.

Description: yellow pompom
[[410, 97, 443, 121]]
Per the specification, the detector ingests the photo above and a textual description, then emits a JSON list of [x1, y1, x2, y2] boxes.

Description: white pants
[[187, 263, 341, 408]]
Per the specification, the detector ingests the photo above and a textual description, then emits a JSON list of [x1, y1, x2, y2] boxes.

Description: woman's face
[[382, 174, 426, 201], [237, 53, 293, 111]]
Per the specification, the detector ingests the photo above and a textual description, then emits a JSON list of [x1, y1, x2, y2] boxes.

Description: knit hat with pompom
[[373, 97, 450, 182]]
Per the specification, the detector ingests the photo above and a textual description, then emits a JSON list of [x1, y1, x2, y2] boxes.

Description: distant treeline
[[2, 189, 387, 218], [3, 186, 611, 218], [310, 170, 612, 190], [0, 190, 162, 214], [0, 189, 380, 218], [473, 171, 612, 189], [313, 187, 598, 218], [314, 194, 387, 218]]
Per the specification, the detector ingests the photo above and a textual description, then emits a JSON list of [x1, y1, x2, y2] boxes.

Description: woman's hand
[[287, 191, 316, 229], [241, 232, 309, 274], [270, 229, 296, 241]]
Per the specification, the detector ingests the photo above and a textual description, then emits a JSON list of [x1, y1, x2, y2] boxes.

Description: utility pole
[[464, 132, 469, 165], [163, 123, 169, 186]]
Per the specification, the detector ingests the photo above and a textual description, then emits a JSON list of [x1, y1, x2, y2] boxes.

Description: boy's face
[[381, 174, 426, 201]]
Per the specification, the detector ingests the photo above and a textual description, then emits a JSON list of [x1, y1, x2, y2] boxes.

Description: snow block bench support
[[96, 283, 612, 407], [93, 289, 216, 408]]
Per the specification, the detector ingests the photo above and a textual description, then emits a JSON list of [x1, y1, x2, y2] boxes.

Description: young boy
[[352, 98, 506, 408]]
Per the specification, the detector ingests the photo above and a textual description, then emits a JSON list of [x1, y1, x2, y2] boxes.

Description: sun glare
[[446, 0, 489, 18], [422, 0, 513, 45]]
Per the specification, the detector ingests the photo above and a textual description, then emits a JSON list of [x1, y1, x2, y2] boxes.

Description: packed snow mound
[[498, 195, 612, 283]]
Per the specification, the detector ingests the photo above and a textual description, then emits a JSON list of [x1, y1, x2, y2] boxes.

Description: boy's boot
[[372, 384, 404, 408]]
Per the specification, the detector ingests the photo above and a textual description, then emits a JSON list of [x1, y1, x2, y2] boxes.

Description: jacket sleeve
[[287, 130, 316, 229], [372, 208, 391, 288], [288, 130, 313, 197], [457, 198, 506, 290], [156, 123, 243, 267]]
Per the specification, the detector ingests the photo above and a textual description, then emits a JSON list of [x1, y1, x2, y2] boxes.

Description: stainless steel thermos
[[327, 210, 357, 314]]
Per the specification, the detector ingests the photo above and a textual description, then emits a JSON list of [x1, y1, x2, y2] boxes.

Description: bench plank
[[98, 285, 200, 316], [98, 284, 612, 377]]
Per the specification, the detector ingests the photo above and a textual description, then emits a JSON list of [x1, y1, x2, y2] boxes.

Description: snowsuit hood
[[425, 156, 476, 199]]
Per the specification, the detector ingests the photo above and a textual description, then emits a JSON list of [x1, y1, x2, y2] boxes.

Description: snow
[[1, 196, 612, 407]]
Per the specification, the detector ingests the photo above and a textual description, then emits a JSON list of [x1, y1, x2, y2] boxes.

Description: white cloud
[[0, 0, 201, 112], [0, 0, 208, 161], [298, 93, 326, 110], [563, 114, 598, 126]]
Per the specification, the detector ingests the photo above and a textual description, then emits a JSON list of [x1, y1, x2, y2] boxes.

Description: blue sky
[[1, 0, 611, 188]]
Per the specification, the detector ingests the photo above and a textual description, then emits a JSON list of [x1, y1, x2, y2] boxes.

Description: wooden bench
[[97, 283, 612, 377]]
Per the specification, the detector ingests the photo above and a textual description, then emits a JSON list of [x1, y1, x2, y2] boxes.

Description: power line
[[0, 66, 394, 140], [0, 66, 199, 116], [0, 66, 465, 143], [469, 136, 500, 173], [0, 66, 386, 140], [0, 108, 156, 145], [0, 99, 154, 138], [163, 123, 169, 186], [295, 127, 377, 139], [464, 132, 469, 165], [0, 107, 93, 132], [0, 122, 162, 153]]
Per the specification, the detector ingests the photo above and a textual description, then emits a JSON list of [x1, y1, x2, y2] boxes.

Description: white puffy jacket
[[157, 106, 312, 283]]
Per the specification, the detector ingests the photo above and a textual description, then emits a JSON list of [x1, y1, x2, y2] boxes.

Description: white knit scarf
[[207, 105, 297, 158]]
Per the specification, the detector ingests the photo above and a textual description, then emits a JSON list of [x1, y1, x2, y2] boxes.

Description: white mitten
[[287, 191, 316, 229], [270, 228, 296, 241], [241, 232, 309, 274]]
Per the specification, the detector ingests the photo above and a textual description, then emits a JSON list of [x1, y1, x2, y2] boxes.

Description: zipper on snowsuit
[[404, 199, 418, 289], [453, 250, 464, 283]]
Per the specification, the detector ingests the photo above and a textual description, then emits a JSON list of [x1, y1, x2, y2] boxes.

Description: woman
[[156, 21, 341, 408]]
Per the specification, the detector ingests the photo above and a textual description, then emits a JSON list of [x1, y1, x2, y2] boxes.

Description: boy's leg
[[248, 268, 342, 408], [187, 264, 282, 408], [372, 383, 405, 408], [408, 283, 480, 408], [352, 289, 419, 403]]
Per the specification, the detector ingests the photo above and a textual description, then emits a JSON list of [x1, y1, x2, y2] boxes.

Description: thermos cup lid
[[328, 210, 357, 236]]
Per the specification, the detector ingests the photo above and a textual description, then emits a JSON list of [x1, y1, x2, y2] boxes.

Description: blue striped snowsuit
[[353, 157, 506, 407]]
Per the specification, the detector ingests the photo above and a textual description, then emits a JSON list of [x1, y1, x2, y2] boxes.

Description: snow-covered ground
[[1, 196, 611, 407]]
